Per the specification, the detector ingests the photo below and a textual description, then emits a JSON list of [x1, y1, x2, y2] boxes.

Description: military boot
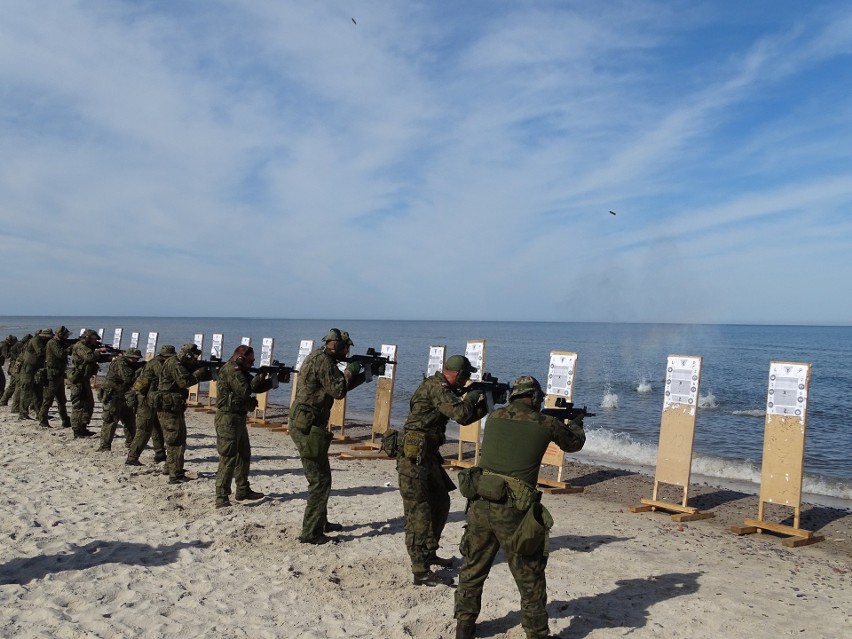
[[412, 571, 454, 587], [455, 620, 476, 639], [60, 416, 72, 428], [39, 419, 51, 429]]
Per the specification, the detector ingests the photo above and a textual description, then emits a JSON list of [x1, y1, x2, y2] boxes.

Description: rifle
[[249, 360, 295, 384], [541, 396, 596, 422], [343, 348, 397, 380], [458, 372, 510, 409]]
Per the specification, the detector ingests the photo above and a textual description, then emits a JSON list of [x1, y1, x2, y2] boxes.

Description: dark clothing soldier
[[453, 376, 586, 639], [214, 345, 275, 508], [398, 354, 488, 586], [288, 328, 367, 544], [68, 330, 111, 438], [125, 348, 169, 466], [97, 349, 143, 451], [37, 327, 71, 428], [0, 335, 17, 396], [156, 344, 213, 483], [19, 329, 53, 419], [2, 334, 32, 412]]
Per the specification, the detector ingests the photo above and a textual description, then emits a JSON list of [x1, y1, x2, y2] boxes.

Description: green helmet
[[510, 375, 543, 401], [159, 344, 177, 357], [82, 329, 100, 340], [37, 328, 55, 338], [321, 328, 343, 343], [124, 347, 143, 359]]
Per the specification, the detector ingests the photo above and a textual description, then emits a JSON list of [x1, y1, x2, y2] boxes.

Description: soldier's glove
[[570, 413, 585, 428], [247, 397, 258, 412], [466, 390, 483, 403], [268, 371, 280, 389], [345, 361, 362, 376]]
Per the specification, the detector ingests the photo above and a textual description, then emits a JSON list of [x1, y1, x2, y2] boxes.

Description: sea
[[3, 317, 850, 508]]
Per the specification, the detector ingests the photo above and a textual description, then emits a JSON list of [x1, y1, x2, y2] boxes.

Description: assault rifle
[[458, 372, 510, 409], [249, 360, 295, 384], [541, 396, 596, 422], [343, 348, 396, 381]]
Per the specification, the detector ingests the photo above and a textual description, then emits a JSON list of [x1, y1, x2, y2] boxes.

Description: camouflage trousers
[[454, 499, 550, 638], [397, 455, 454, 573], [127, 400, 165, 462], [157, 409, 187, 480], [37, 375, 69, 425], [290, 425, 332, 540], [99, 393, 136, 450], [0, 371, 15, 406], [215, 411, 253, 501], [69, 380, 95, 433], [17, 371, 43, 417]]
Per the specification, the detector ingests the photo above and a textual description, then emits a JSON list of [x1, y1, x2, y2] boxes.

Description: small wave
[[698, 392, 718, 409], [575, 428, 656, 467], [636, 379, 653, 394], [731, 409, 765, 418]]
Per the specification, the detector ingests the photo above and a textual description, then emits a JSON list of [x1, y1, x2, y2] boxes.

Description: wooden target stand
[[629, 355, 713, 521], [539, 351, 583, 494], [250, 337, 287, 428], [187, 333, 204, 407], [731, 362, 823, 547], [271, 339, 314, 434], [340, 344, 399, 461], [196, 333, 224, 414], [445, 340, 486, 470]]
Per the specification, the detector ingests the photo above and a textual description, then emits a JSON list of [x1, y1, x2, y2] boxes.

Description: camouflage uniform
[[398, 372, 487, 574], [156, 346, 211, 482], [2, 335, 31, 411], [454, 384, 586, 639], [214, 360, 273, 505], [68, 333, 110, 437], [126, 354, 167, 465], [0, 335, 17, 395], [289, 340, 364, 542], [37, 331, 71, 428], [98, 352, 141, 450], [19, 331, 52, 418]]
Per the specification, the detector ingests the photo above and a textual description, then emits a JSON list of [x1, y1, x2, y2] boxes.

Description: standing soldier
[[37, 326, 72, 428], [68, 329, 111, 438], [453, 376, 586, 639], [125, 345, 170, 467], [0, 335, 18, 398], [2, 334, 31, 411], [18, 328, 53, 420], [288, 328, 368, 544], [97, 347, 143, 451], [157, 343, 213, 483], [213, 345, 276, 508], [398, 355, 488, 587]]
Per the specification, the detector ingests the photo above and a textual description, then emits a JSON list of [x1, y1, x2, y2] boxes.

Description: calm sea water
[[3, 317, 850, 504]]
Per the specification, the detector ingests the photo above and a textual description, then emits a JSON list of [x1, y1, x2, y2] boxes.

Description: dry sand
[[0, 401, 849, 638]]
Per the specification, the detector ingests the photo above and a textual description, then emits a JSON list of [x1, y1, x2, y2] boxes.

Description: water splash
[[600, 384, 619, 409], [698, 392, 718, 409], [636, 378, 653, 394], [731, 409, 765, 417]]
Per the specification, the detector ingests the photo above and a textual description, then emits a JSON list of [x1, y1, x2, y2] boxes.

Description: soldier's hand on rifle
[[467, 389, 483, 403], [345, 361, 362, 376]]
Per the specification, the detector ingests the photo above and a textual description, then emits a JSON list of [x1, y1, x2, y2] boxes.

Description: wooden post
[[446, 340, 485, 469], [343, 344, 399, 460], [274, 339, 313, 433], [187, 333, 204, 406], [250, 337, 278, 427], [629, 355, 713, 521], [202, 333, 224, 413], [731, 362, 823, 547], [539, 351, 583, 494]]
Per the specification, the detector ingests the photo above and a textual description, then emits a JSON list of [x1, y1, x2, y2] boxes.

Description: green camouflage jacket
[[103, 355, 139, 394], [157, 356, 198, 399], [402, 372, 488, 444], [215, 361, 274, 414], [44, 338, 68, 379], [289, 347, 348, 430]]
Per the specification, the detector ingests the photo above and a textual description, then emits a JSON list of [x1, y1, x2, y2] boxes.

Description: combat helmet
[[124, 347, 143, 359], [510, 375, 544, 402], [37, 328, 55, 338]]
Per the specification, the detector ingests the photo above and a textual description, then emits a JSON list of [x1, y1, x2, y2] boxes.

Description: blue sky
[[2, 1, 851, 324]]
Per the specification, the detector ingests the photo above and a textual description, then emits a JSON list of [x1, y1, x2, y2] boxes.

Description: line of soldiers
[[2, 326, 587, 638]]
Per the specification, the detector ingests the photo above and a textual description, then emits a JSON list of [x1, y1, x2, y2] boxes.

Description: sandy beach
[[0, 401, 849, 639]]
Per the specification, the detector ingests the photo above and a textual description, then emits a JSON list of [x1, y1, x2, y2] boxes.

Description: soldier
[[453, 376, 586, 639], [0, 334, 18, 396], [398, 354, 488, 587], [68, 329, 112, 438], [97, 347, 143, 451], [125, 345, 170, 467], [37, 326, 72, 428], [156, 343, 214, 483], [288, 328, 369, 544], [213, 345, 276, 508], [18, 329, 53, 420], [2, 334, 31, 411]]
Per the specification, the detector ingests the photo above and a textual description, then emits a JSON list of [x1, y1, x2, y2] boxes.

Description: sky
[[2, 1, 851, 325]]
